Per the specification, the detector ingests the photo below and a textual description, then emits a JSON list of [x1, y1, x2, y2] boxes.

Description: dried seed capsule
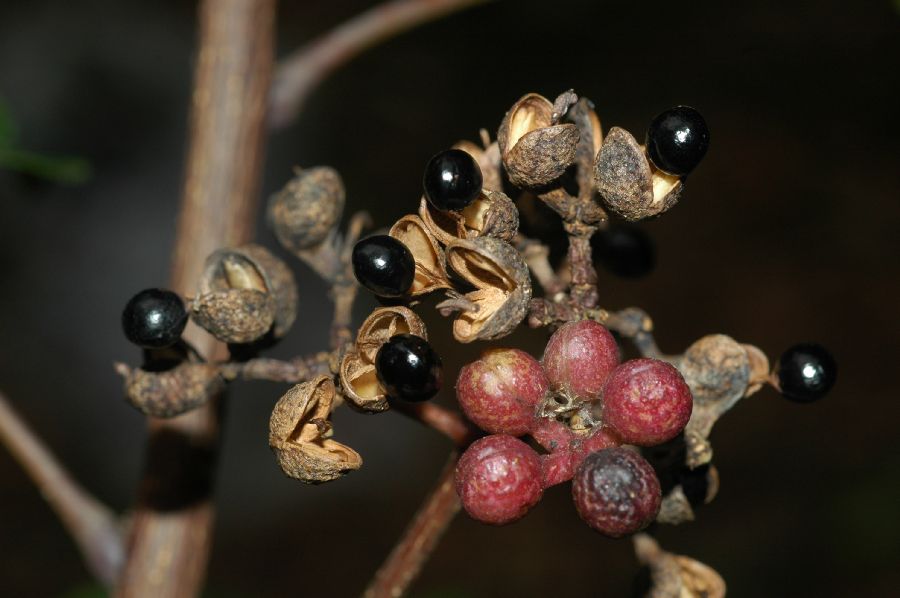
[[418, 189, 519, 246], [679, 334, 751, 410], [192, 244, 298, 343], [119, 362, 224, 418], [572, 447, 661, 537], [497, 93, 579, 188], [340, 306, 427, 412], [443, 236, 532, 342], [593, 127, 682, 221], [269, 375, 362, 484], [268, 166, 345, 251], [389, 215, 452, 296]]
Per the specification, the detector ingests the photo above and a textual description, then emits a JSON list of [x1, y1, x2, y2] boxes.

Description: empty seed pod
[[418, 190, 519, 247], [453, 139, 503, 192], [443, 236, 532, 342], [269, 375, 362, 484], [497, 93, 579, 188], [118, 362, 224, 418], [193, 244, 298, 343], [389, 215, 452, 296], [593, 127, 683, 221], [340, 306, 427, 412], [268, 166, 345, 251], [634, 534, 726, 598]]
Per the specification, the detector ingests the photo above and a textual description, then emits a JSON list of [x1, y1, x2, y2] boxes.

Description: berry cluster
[[454, 320, 692, 536]]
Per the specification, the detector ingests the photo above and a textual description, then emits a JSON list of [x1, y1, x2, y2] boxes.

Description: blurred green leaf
[[0, 97, 17, 148], [0, 147, 92, 185]]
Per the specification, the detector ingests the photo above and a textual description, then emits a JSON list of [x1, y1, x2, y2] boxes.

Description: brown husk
[[268, 166, 345, 251]]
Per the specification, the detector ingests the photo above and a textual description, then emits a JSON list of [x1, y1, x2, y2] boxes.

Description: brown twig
[[115, 0, 277, 596], [392, 401, 479, 447], [269, 0, 492, 128], [363, 452, 461, 598], [219, 352, 334, 384], [0, 390, 124, 587]]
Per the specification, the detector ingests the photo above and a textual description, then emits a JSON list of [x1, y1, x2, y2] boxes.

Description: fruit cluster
[[455, 320, 692, 536]]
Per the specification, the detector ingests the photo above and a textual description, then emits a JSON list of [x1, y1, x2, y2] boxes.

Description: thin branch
[[219, 352, 334, 384], [0, 390, 123, 587], [392, 401, 479, 447], [116, 0, 277, 596], [363, 452, 461, 598], [269, 0, 492, 128]]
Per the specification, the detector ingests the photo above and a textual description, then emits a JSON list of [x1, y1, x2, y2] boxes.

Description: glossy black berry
[[352, 235, 415, 298], [422, 149, 483, 211], [777, 342, 837, 402], [375, 334, 442, 402], [593, 224, 656, 278], [645, 106, 709, 176], [122, 288, 188, 349]]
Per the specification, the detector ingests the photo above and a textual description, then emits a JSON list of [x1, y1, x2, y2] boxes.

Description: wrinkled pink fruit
[[572, 447, 661, 537], [457, 348, 548, 436], [530, 416, 576, 453], [456, 435, 543, 525], [601, 358, 693, 446], [542, 320, 619, 401]]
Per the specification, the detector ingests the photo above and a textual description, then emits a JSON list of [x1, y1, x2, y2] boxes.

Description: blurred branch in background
[[0, 391, 122, 588], [269, 0, 493, 129]]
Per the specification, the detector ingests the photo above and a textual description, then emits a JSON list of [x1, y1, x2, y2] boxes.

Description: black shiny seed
[[122, 288, 188, 349], [593, 224, 656, 278], [352, 235, 415, 298], [375, 334, 442, 402], [645, 106, 709, 176], [422, 148, 483, 211], [777, 342, 837, 402]]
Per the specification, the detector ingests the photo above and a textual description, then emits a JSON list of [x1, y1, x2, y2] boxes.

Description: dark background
[[1, 0, 898, 596]]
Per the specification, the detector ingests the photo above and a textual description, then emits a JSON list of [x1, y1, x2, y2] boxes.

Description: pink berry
[[530, 416, 576, 453], [601, 358, 693, 446], [572, 447, 661, 537], [456, 435, 543, 525], [542, 320, 619, 401], [457, 348, 548, 435]]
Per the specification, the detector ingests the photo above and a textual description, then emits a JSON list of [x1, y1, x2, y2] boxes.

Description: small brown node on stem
[[269, 375, 362, 484], [268, 166, 346, 251], [118, 361, 225, 418]]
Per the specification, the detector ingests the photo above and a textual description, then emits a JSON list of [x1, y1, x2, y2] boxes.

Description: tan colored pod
[[269, 375, 362, 484], [444, 236, 532, 342], [593, 127, 682, 221], [497, 93, 579, 188], [199, 244, 298, 338], [418, 190, 519, 246], [389, 215, 452, 296], [268, 166, 345, 251], [339, 306, 428, 412], [120, 362, 224, 418], [190, 289, 276, 344]]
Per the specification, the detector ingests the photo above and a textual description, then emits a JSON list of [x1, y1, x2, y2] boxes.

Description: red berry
[[542, 320, 619, 401], [530, 416, 576, 453], [457, 348, 548, 435], [540, 449, 578, 488], [456, 435, 543, 525], [601, 358, 692, 446], [572, 447, 661, 537]]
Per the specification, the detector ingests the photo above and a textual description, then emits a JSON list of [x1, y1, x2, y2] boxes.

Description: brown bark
[[115, 0, 276, 595]]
